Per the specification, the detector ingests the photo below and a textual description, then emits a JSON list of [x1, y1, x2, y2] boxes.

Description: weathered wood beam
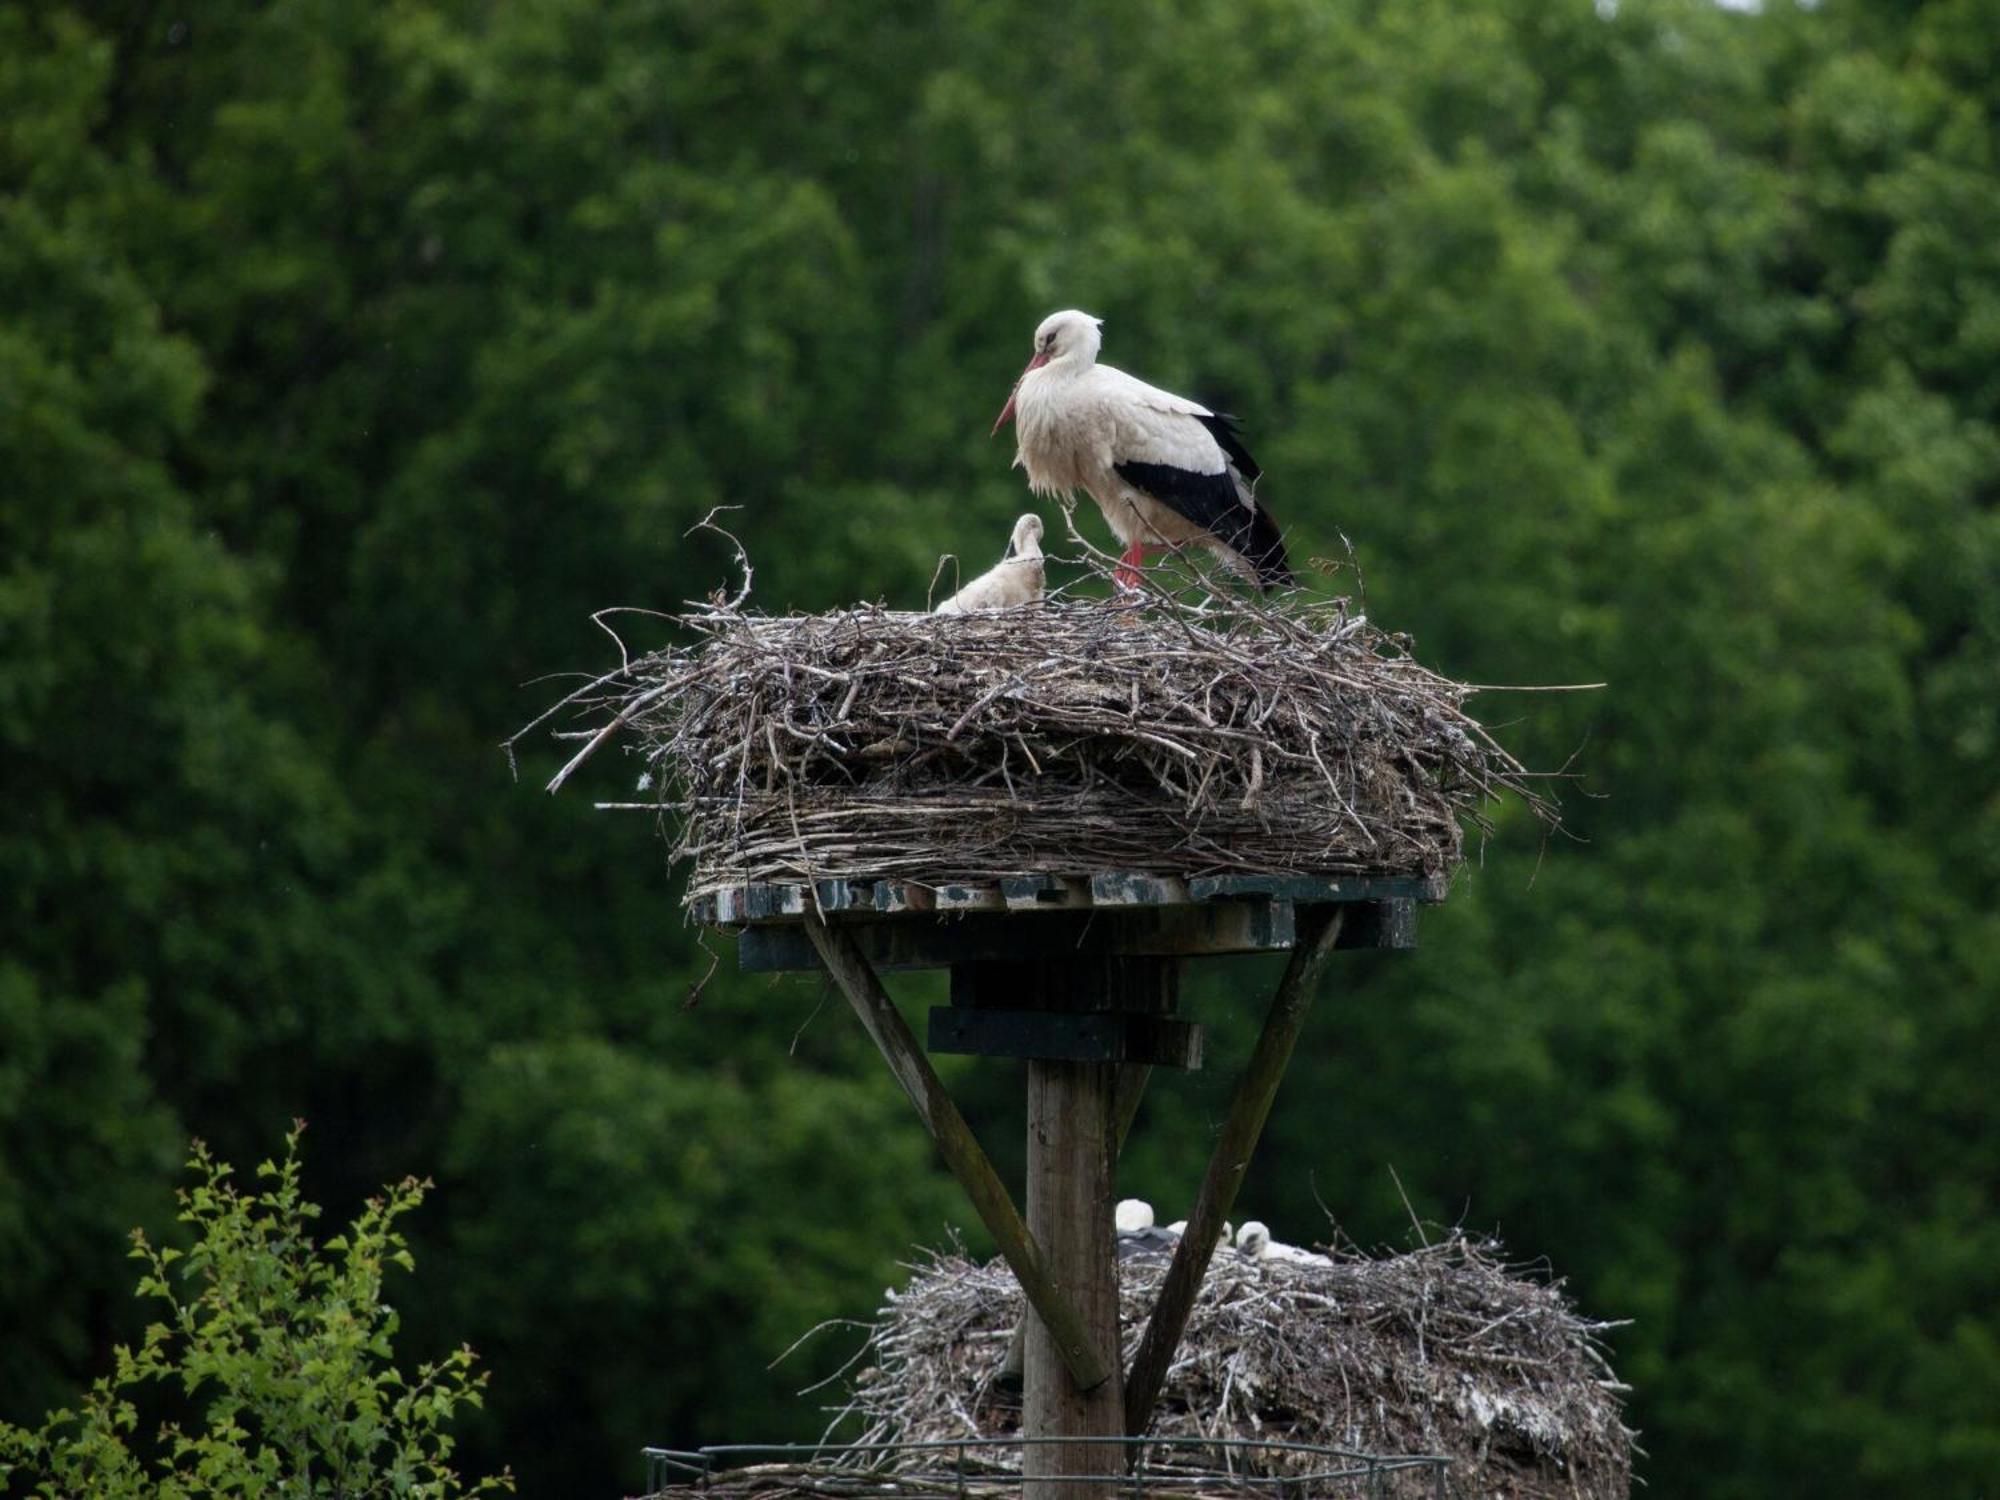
[[1121, 905, 1348, 1437], [999, 1058, 1154, 1393], [692, 871, 1446, 927], [740, 900, 1299, 973], [1112, 1061, 1153, 1148], [928, 1008, 1201, 1068], [802, 915, 1111, 1393], [1023, 1043, 1122, 1500]]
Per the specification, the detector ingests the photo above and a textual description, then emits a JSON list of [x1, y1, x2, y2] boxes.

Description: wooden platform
[[692, 872, 1447, 973], [691, 871, 1451, 1491]]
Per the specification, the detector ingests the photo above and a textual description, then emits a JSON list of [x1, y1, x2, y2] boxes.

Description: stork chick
[[1163, 1217, 1232, 1250], [1236, 1219, 1331, 1267], [1114, 1197, 1156, 1234], [934, 512, 1045, 615], [993, 310, 1291, 592], [1117, 1226, 1180, 1261]]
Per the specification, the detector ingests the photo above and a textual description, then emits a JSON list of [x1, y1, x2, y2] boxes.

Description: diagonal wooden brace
[[1122, 905, 1347, 1436], [804, 915, 1112, 1392], [1112, 1061, 1156, 1151]]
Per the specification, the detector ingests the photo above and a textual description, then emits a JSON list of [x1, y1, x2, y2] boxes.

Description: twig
[[516, 545, 1569, 898]]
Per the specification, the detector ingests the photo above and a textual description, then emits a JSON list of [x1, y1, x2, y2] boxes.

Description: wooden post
[[1007, 956, 1169, 1500], [803, 917, 1111, 1392], [997, 1060, 1153, 1394], [1024, 1048, 1123, 1500], [809, 899, 1352, 1479], [1122, 906, 1346, 1438]]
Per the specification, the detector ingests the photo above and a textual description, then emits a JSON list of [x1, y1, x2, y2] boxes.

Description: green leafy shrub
[[0, 1123, 511, 1499]]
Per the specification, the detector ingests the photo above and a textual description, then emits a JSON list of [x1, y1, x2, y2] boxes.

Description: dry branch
[[822, 1235, 1632, 1500], [517, 567, 1559, 908]]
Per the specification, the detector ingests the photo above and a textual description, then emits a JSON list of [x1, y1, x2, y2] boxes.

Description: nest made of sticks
[[520, 555, 1556, 908], [821, 1235, 1633, 1500]]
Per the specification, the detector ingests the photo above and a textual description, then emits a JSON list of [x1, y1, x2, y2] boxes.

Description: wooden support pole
[[803, 916, 1111, 1393], [1122, 906, 1347, 1438], [997, 1060, 1152, 1393], [1024, 1046, 1123, 1500], [1113, 1062, 1154, 1146]]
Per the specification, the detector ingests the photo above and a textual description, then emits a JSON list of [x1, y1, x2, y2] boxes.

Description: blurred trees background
[[2, 0, 1995, 1495]]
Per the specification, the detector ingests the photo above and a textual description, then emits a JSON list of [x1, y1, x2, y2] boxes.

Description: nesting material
[[830, 1236, 1633, 1500], [527, 577, 1552, 910]]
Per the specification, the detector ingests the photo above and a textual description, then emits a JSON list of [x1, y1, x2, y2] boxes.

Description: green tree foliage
[[0, 1125, 510, 1498], [435, 1036, 965, 1475], [2, 0, 1995, 1495]]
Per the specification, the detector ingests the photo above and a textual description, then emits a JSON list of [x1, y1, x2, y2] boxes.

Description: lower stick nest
[[533, 590, 1554, 908], [822, 1236, 1633, 1500]]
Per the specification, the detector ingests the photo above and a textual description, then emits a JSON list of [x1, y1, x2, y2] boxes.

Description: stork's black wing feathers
[[1113, 459, 1294, 590], [1195, 412, 1262, 484], [1117, 1227, 1180, 1261]]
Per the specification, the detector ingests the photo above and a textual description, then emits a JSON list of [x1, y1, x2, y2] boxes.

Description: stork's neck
[[1040, 348, 1097, 379]]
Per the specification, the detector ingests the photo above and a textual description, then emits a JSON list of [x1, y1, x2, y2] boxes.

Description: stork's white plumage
[[993, 310, 1292, 592], [1235, 1219, 1331, 1266], [1114, 1197, 1156, 1234], [1270, 1243, 1332, 1266], [934, 513, 1045, 614]]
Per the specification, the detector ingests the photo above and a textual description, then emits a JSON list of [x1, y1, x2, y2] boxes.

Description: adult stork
[[992, 309, 1292, 592]]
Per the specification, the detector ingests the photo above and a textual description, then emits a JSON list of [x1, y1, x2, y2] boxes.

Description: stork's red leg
[[1114, 540, 1146, 592]]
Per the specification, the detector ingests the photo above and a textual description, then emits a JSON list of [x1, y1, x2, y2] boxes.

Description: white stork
[[1114, 1197, 1156, 1234], [1117, 1226, 1180, 1261], [992, 310, 1292, 592], [1163, 1217, 1233, 1250], [933, 513, 1045, 614], [1235, 1219, 1331, 1267]]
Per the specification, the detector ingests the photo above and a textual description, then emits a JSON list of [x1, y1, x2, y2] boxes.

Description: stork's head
[[1236, 1221, 1271, 1259], [1114, 1197, 1155, 1234], [1003, 512, 1044, 560], [1031, 308, 1104, 367], [991, 309, 1105, 434]]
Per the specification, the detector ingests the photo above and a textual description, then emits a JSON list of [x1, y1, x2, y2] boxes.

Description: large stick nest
[[819, 1234, 1633, 1500], [521, 557, 1555, 907]]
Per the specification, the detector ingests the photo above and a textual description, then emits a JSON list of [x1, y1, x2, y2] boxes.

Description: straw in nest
[[820, 1234, 1633, 1500], [516, 552, 1557, 909]]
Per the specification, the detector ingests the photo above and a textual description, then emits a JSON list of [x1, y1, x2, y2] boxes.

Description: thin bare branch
[[514, 546, 1570, 901]]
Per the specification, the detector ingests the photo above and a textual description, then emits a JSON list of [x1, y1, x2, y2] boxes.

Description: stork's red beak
[[991, 349, 1051, 435]]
